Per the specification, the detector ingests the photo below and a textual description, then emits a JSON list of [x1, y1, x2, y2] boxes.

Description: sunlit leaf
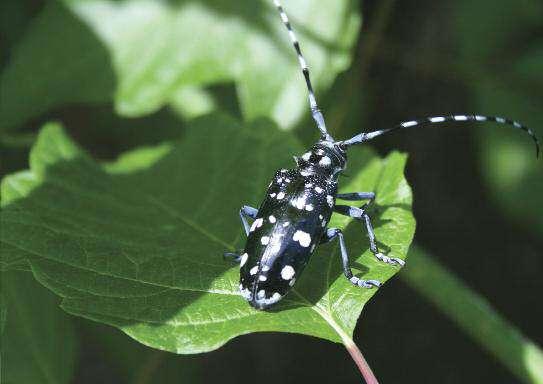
[[0, 115, 414, 353]]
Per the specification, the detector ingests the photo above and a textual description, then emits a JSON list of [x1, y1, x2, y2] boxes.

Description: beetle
[[224, 0, 540, 310]]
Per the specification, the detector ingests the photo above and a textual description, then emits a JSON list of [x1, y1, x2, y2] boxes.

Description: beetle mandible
[[224, 0, 540, 310]]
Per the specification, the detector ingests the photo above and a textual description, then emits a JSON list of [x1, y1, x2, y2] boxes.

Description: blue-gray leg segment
[[334, 204, 405, 266], [336, 192, 375, 202], [239, 205, 258, 236], [224, 205, 258, 263], [321, 228, 381, 289], [223, 252, 241, 263]]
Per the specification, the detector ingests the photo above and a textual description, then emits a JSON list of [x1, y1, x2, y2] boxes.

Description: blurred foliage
[[453, 0, 543, 235], [402, 246, 543, 384], [0, 271, 78, 384], [0, 0, 359, 132]]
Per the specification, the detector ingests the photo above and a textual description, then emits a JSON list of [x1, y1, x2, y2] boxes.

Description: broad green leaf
[[0, 1, 115, 131], [1, 1, 359, 131], [0, 271, 78, 384], [82, 320, 203, 383], [0, 115, 414, 353], [66, 0, 360, 128]]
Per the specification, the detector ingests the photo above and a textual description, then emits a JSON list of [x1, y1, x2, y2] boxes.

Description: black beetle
[[224, 0, 540, 310]]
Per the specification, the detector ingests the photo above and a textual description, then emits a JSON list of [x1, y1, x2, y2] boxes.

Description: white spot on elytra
[[250, 218, 263, 232], [305, 204, 314, 211], [291, 197, 305, 210], [276, 192, 285, 200], [240, 253, 248, 267], [259, 275, 267, 281], [285, 178, 291, 183], [315, 186, 323, 194], [319, 156, 331, 166], [281, 265, 295, 280], [277, 177, 283, 183], [293, 230, 311, 247], [253, 291, 283, 306], [257, 290, 266, 299], [262, 265, 270, 272], [302, 152, 311, 161], [300, 170, 311, 177], [430, 116, 445, 122], [261, 236, 270, 245], [319, 214, 323, 220], [326, 195, 334, 207], [250, 266, 258, 275], [283, 222, 290, 227], [269, 215, 276, 223], [270, 193, 276, 198]]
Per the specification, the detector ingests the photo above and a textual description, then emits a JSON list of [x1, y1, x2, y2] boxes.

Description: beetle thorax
[[296, 141, 347, 180]]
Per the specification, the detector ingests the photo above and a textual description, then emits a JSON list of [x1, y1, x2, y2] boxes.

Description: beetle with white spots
[[224, 0, 540, 310]]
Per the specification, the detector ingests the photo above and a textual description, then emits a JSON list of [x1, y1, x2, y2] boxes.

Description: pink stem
[[344, 340, 379, 384]]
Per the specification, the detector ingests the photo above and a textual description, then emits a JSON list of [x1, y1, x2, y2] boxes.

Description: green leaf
[[0, 115, 414, 353], [1, 1, 359, 131], [0, 271, 78, 384], [65, 0, 360, 127], [0, 1, 115, 131]]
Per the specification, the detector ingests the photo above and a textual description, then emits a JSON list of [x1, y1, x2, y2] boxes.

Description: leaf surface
[[0, 115, 415, 353]]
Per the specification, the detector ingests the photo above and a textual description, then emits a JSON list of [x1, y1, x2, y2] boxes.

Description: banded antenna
[[273, 0, 332, 141], [342, 114, 540, 158]]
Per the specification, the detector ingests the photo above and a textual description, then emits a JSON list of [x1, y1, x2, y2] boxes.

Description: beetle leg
[[223, 252, 242, 263], [334, 204, 405, 267], [336, 191, 375, 202], [321, 228, 381, 289], [239, 205, 258, 236]]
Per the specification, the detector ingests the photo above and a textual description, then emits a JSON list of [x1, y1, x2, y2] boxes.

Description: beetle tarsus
[[334, 200, 406, 268], [239, 205, 259, 236], [223, 252, 241, 263], [349, 276, 382, 289], [321, 227, 382, 289]]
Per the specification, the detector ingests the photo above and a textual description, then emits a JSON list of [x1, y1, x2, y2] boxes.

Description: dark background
[[1, 0, 542, 383]]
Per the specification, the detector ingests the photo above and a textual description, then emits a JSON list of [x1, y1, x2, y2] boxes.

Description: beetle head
[[296, 140, 347, 177]]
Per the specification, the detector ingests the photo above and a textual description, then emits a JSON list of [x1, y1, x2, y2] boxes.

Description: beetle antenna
[[272, 0, 332, 141], [342, 114, 540, 158]]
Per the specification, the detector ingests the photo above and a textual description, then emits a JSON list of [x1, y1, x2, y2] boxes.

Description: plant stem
[[343, 338, 379, 384], [401, 246, 543, 384]]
